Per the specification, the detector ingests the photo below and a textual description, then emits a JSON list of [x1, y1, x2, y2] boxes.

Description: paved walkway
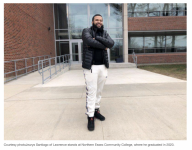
[[4, 67, 186, 140]]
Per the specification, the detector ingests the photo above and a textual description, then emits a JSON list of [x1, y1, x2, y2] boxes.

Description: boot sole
[[94, 117, 105, 121], [87, 125, 94, 131]]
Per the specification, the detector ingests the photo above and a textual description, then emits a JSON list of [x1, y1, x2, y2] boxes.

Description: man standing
[[82, 14, 114, 131]]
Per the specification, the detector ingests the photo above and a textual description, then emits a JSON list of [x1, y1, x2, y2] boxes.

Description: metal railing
[[4, 55, 50, 83], [132, 52, 137, 67], [38, 53, 82, 84]]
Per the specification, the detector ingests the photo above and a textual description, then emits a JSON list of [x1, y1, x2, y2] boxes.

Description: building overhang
[[128, 30, 186, 36]]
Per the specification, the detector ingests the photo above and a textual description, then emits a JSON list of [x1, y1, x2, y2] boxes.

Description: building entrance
[[69, 40, 83, 63]]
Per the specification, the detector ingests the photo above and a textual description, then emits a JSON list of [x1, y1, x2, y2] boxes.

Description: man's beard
[[92, 22, 104, 31]]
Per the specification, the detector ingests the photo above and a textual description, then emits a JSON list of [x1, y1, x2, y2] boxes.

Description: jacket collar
[[90, 26, 105, 38]]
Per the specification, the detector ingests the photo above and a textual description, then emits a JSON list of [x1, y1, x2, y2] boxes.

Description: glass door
[[69, 40, 83, 63]]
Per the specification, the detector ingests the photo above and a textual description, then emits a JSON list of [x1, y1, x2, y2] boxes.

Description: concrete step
[[70, 62, 137, 70]]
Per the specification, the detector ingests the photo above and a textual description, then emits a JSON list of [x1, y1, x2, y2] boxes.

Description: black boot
[[87, 116, 95, 131], [94, 108, 105, 121]]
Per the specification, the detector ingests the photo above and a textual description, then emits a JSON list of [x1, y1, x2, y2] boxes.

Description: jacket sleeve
[[95, 32, 115, 48], [82, 28, 106, 49]]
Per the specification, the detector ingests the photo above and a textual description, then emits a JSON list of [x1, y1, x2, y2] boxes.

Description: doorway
[[69, 40, 83, 63]]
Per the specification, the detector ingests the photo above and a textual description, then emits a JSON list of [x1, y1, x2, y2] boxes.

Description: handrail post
[[63, 55, 64, 69], [25, 58, 27, 74], [49, 58, 51, 79], [59, 56, 61, 71], [55, 58, 57, 74], [41, 60, 44, 84], [15, 61, 17, 79], [33, 57, 34, 71]]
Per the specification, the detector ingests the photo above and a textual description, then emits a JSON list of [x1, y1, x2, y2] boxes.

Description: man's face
[[92, 16, 103, 28]]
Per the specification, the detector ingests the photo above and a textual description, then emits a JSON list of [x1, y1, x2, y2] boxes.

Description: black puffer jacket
[[82, 26, 114, 70]]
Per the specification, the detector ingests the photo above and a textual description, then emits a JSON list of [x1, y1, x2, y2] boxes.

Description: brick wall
[[128, 53, 186, 64], [128, 16, 186, 31], [4, 4, 55, 78]]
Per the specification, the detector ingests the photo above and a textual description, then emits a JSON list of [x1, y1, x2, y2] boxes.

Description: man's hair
[[92, 14, 103, 22]]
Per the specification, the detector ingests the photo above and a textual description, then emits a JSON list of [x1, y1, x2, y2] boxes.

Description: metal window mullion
[[67, 3, 70, 40]]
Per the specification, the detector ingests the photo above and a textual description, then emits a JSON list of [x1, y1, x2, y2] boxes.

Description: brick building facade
[[4, 3, 187, 79]]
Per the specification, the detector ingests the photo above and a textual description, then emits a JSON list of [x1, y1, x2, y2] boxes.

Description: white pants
[[83, 65, 108, 117]]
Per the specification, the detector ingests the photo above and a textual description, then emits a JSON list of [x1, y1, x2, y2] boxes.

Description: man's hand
[[93, 38, 95, 40]]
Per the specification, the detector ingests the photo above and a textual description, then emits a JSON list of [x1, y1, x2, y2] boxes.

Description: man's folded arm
[[82, 28, 106, 49], [95, 32, 115, 49]]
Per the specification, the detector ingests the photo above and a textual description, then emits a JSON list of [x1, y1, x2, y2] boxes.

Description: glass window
[[149, 3, 164, 11], [166, 35, 186, 47], [110, 39, 123, 61], [175, 35, 186, 47], [166, 36, 173, 47], [69, 29, 83, 39], [156, 36, 166, 47], [55, 30, 69, 39], [177, 3, 185, 11], [129, 37, 143, 48], [128, 3, 148, 12], [149, 3, 173, 16], [56, 41, 69, 57], [144, 36, 155, 48], [89, 3, 108, 28], [171, 3, 186, 16], [108, 29, 122, 38], [149, 11, 160, 17], [177, 3, 186, 16], [109, 3, 122, 28], [54, 4, 69, 29], [68, 4, 88, 29]]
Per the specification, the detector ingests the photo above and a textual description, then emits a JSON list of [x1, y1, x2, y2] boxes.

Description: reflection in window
[[68, 4, 88, 29], [128, 34, 186, 53], [129, 37, 143, 48], [128, 3, 148, 12], [69, 29, 83, 39], [166, 36, 173, 47], [144, 36, 155, 48], [110, 39, 123, 61], [166, 35, 186, 47], [156, 36, 165, 47], [89, 3, 108, 28], [128, 3, 187, 17], [54, 4, 68, 29], [109, 3, 122, 28], [175, 35, 186, 47], [56, 41, 69, 58], [56, 30, 69, 39], [108, 29, 122, 38], [129, 12, 148, 17]]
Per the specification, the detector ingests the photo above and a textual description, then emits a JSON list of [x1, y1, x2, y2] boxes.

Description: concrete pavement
[[4, 67, 186, 140]]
